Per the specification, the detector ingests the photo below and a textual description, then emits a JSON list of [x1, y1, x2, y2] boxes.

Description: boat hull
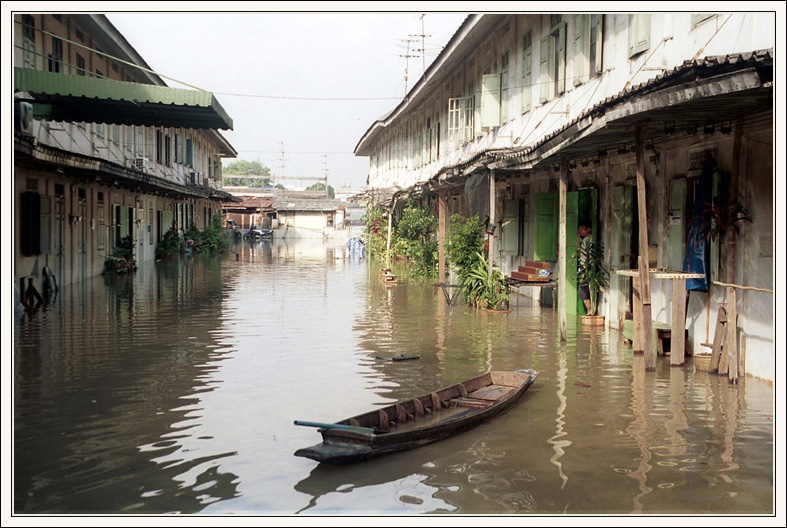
[[295, 369, 538, 464]]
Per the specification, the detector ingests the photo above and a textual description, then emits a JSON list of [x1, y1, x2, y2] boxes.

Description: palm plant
[[574, 240, 609, 316], [459, 251, 510, 310]]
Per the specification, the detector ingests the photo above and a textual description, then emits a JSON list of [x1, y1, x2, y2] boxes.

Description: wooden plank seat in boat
[[454, 385, 515, 408]]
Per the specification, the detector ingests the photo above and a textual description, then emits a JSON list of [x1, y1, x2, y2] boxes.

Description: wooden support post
[[488, 170, 496, 278], [632, 274, 643, 352], [671, 278, 687, 366], [558, 161, 568, 341], [709, 303, 727, 373], [724, 287, 738, 382], [386, 210, 393, 267], [438, 189, 447, 284], [635, 123, 655, 370]]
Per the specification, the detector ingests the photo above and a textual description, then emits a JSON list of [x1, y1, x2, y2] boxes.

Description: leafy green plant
[[198, 214, 231, 253], [156, 228, 181, 259], [363, 205, 392, 259], [573, 239, 609, 316], [447, 214, 485, 277], [459, 251, 510, 310], [396, 203, 438, 278]]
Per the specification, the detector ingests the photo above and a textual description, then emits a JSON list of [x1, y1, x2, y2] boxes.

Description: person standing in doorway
[[577, 224, 592, 314]]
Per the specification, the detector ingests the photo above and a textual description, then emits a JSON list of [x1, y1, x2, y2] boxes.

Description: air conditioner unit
[[132, 157, 149, 172], [15, 100, 33, 136]]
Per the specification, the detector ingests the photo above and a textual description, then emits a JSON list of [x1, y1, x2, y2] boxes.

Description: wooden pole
[[635, 123, 655, 370], [386, 210, 393, 267], [559, 161, 568, 341], [632, 274, 643, 352], [488, 170, 496, 278], [725, 117, 744, 283], [438, 189, 447, 284], [671, 277, 687, 366], [724, 286, 738, 382]]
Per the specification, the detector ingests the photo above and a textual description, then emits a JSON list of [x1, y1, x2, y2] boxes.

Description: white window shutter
[[574, 14, 589, 86], [539, 36, 550, 103], [628, 14, 651, 57], [557, 22, 566, 95], [481, 73, 501, 128]]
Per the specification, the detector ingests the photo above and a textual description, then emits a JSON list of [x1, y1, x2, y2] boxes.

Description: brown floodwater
[[12, 237, 775, 517]]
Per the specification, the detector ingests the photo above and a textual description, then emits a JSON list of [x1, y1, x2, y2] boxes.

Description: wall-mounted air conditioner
[[15, 100, 33, 136]]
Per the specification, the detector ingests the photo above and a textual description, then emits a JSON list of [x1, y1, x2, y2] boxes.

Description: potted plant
[[574, 239, 609, 324], [459, 251, 510, 311]]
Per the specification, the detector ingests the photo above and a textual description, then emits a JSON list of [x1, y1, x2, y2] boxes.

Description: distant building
[[13, 13, 238, 291]]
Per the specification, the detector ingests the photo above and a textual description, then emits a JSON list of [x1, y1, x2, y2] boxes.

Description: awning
[[14, 67, 233, 130]]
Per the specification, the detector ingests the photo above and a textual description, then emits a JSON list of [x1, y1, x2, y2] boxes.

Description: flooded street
[[12, 238, 774, 516]]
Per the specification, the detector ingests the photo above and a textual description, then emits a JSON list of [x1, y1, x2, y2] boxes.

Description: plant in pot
[[574, 239, 609, 323], [459, 251, 510, 311]]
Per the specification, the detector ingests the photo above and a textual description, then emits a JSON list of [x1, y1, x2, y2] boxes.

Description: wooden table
[[615, 269, 705, 366]]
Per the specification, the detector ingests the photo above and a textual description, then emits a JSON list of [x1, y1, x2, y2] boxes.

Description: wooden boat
[[294, 369, 538, 464]]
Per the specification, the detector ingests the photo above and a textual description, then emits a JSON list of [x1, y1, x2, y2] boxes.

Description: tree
[[306, 182, 335, 198], [223, 160, 272, 188]]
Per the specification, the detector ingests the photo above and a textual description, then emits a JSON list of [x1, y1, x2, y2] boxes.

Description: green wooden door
[[534, 193, 558, 261]]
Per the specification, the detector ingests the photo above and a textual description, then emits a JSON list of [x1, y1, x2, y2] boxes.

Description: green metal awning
[[14, 67, 233, 130]]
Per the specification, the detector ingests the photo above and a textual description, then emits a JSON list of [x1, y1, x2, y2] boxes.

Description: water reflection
[[14, 257, 240, 513], [13, 238, 774, 516]]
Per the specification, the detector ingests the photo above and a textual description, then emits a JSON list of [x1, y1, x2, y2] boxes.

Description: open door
[[534, 188, 598, 315]]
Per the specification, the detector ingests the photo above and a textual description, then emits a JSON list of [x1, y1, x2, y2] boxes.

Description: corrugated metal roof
[[14, 67, 233, 130], [490, 49, 773, 167]]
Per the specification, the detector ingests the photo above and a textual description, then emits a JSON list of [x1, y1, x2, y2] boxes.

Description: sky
[[104, 8, 470, 191]]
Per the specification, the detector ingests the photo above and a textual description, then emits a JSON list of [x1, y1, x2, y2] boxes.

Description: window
[[22, 15, 36, 69], [165, 134, 171, 166], [691, 14, 715, 28], [448, 96, 474, 145], [574, 14, 603, 85], [628, 14, 651, 58], [76, 54, 86, 75], [97, 192, 105, 251], [156, 130, 163, 163], [95, 69, 104, 79], [48, 36, 62, 73], [540, 16, 566, 103], [521, 30, 533, 113], [20, 192, 41, 256], [186, 138, 194, 167], [500, 50, 510, 123], [40, 196, 52, 253]]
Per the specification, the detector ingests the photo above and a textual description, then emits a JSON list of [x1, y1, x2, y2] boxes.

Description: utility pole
[[410, 14, 431, 76], [277, 141, 285, 189], [399, 38, 419, 95], [322, 155, 329, 198]]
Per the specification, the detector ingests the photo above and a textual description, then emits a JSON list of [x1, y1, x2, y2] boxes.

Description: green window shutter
[[534, 193, 558, 261]]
